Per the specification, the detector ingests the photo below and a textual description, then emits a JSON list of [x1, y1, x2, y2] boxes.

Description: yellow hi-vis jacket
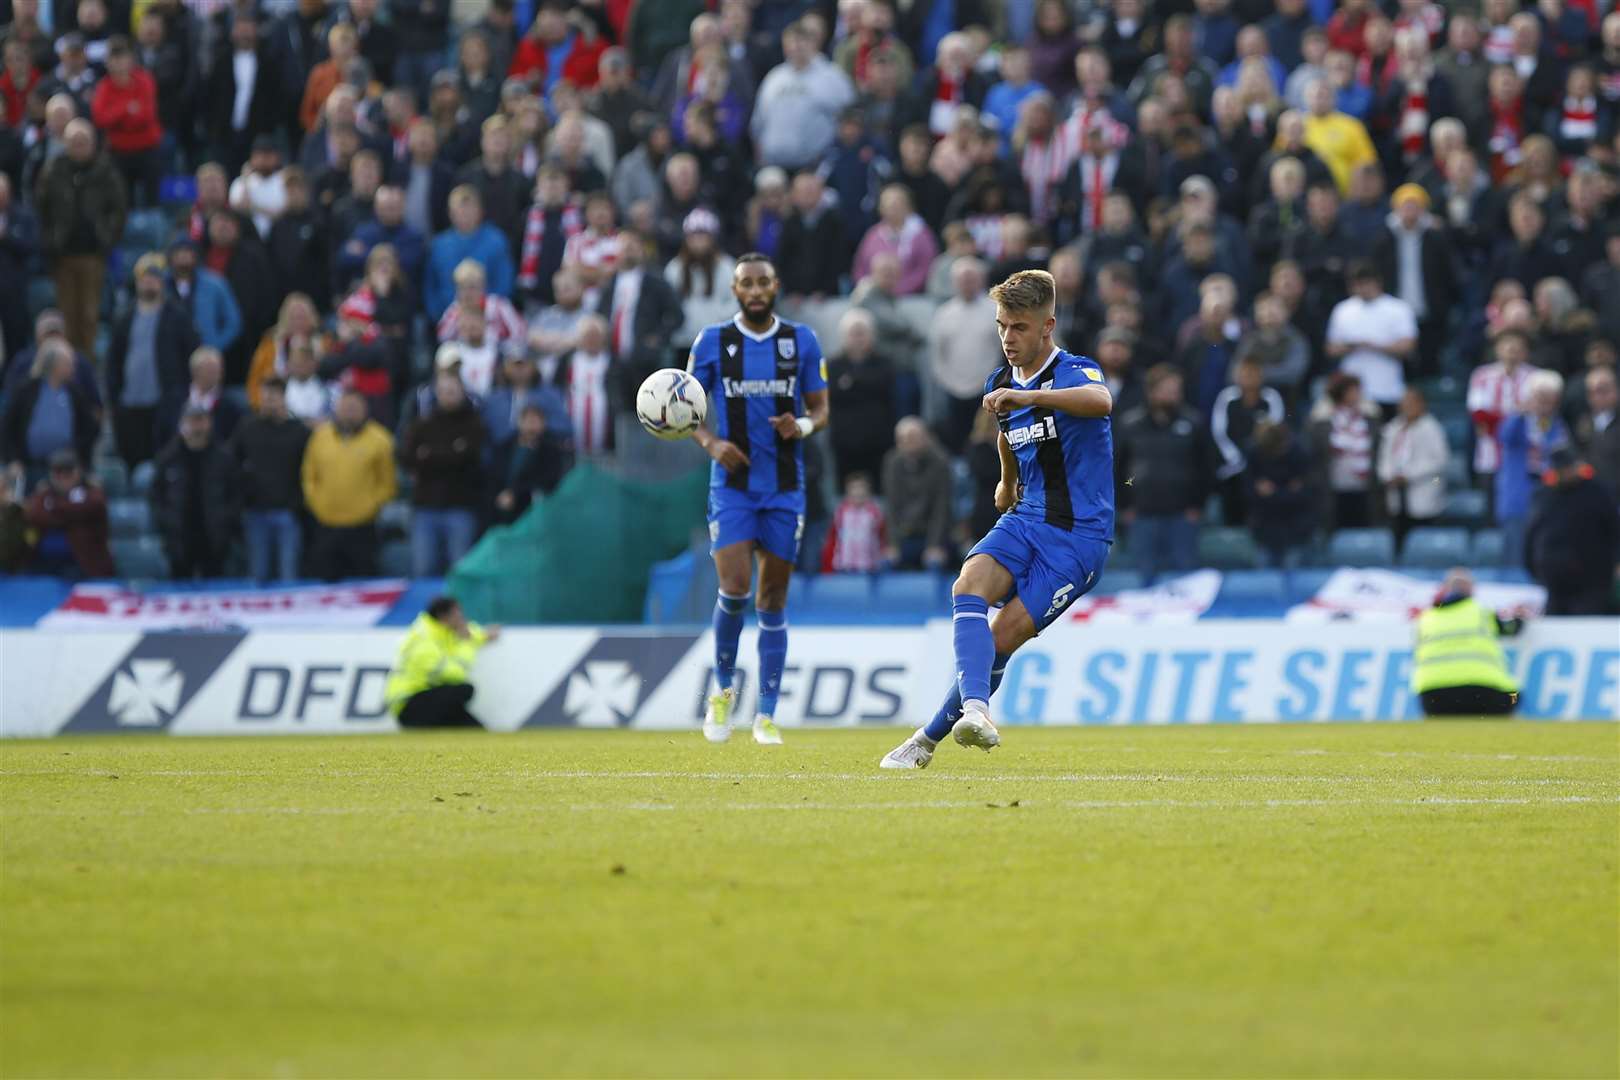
[[1411, 597, 1518, 695], [385, 613, 491, 714]]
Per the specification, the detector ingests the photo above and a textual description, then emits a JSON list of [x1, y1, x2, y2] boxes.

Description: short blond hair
[[989, 269, 1056, 313]]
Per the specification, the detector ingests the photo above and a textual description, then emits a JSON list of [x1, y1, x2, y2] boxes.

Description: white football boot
[[702, 688, 735, 743], [951, 701, 1001, 752], [752, 715, 784, 745], [879, 730, 936, 770]]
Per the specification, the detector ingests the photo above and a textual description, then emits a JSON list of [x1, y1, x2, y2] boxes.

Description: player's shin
[[922, 653, 1010, 743], [713, 592, 748, 692], [951, 595, 995, 709], [755, 608, 788, 717]]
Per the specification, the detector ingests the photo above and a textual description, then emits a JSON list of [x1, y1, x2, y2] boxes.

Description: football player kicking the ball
[[881, 270, 1115, 769], [687, 254, 829, 745]]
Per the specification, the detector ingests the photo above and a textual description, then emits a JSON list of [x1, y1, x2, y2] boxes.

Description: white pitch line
[[1, 769, 1615, 789], [3, 795, 1616, 817]]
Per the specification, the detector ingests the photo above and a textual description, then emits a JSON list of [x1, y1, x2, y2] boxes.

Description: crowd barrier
[[2, 620, 1614, 737]]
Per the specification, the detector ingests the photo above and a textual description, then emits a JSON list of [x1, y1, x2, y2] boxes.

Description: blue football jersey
[[987, 348, 1115, 540], [687, 315, 828, 494]]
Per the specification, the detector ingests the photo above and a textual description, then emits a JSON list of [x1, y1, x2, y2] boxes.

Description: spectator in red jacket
[[508, 0, 606, 93], [23, 449, 115, 578], [89, 36, 162, 208], [0, 37, 41, 128]]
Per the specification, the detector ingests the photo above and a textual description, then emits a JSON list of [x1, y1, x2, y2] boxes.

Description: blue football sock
[[713, 592, 747, 692], [923, 653, 1010, 743], [756, 607, 788, 718], [952, 594, 994, 708]]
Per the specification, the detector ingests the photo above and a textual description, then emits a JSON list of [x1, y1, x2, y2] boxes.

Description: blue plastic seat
[[872, 572, 946, 615], [107, 498, 152, 539], [1220, 569, 1289, 602], [130, 461, 156, 496], [377, 500, 413, 540], [111, 536, 168, 579], [1400, 527, 1472, 568], [1441, 488, 1489, 526], [1285, 568, 1334, 599], [96, 460, 129, 497], [1326, 528, 1396, 567], [1471, 528, 1506, 565], [1094, 569, 1143, 594], [1436, 411, 1473, 453], [378, 540, 413, 578], [1443, 454, 1470, 488], [1197, 527, 1262, 569], [803, 575, 873, 619]]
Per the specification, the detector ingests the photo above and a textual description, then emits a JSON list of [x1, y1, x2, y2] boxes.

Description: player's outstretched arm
[[983, 383, 1112, 419]]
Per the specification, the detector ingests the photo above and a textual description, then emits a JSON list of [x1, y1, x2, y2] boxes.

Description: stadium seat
[[1326, 528, 1396, 567], [121, 209, 169, 253], [1095, 569, 1144, 594], [1443, 454, 1470, 489], [1437, 411, 1473, 453], [97, 460, 129, 497], [1197, 527, 1261, 569], [27, 277, 56, 318], [1400, 527, 1471, 568], [873, 572, 947, 615], [1471, 528, 1506, 565], [1420, 375, 1466, 406], [802, 574, 873, 619], [130, 461, 156, 495], [111, 536, 168, 579], [377, 500, 412, 540], [107, 498, 152, 539], [1284, 568, 1334, 603], [379, 541, 412, 578], [1440, 488, 1489, 526], [1220, 569, 1288, 603]]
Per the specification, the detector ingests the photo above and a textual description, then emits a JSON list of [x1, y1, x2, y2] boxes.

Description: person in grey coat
[[881, 417, 954, 571]]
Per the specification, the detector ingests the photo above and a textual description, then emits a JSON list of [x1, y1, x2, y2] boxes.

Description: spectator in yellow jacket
[[1302, 75, 1377, 193], [301, 388, 396, 580], [386, 595, 502, 728]]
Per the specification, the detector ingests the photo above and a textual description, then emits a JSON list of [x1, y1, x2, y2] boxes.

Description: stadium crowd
[[0, 0, 1617, 610]]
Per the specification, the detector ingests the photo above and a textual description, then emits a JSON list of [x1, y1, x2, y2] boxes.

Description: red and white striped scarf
[[1399, 85, 1429, 161], [566, 350, 613, 454], [827, 499, 886, 573], [1072, 152, 1119, 233], [1484, 24, 1515, 64], [1487, 98, 1524, 181], [435, 294, 527, 349], [517, 203, 583, 292], [1020, 126, 1078, 224], [1558, 95, 1599, 141]]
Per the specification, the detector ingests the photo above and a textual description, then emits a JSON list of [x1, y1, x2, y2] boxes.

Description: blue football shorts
[[967, 513, 1111, 632], [708, 488, 806, 564]]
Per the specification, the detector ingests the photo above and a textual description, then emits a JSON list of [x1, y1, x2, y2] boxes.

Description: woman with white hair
[[664, 209, 736, 301], [1496, 368, 1570, 567]]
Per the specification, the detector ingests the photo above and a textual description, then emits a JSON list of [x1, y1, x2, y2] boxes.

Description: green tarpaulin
[[447, 463, 709, 624]]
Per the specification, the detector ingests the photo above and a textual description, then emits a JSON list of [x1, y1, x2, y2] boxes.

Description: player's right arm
[[995, 430, 1020, 513], [687, 329, 749, 473]]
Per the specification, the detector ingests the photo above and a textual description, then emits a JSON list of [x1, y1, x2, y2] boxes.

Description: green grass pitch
[[2, 722, 1616, 1078]]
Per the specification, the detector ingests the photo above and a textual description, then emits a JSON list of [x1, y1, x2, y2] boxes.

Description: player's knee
[[952, 561, 995, 600], [755, 584, 787, 611]]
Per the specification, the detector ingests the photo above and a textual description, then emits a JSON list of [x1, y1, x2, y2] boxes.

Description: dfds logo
[[236, 664, 393, 723]]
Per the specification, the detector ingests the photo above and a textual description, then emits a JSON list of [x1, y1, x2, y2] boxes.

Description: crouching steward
[[386, 596, 501, 728], [1411, 568, 1523, 717]]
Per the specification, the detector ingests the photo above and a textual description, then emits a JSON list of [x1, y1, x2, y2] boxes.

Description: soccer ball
[[636, 368, 708, 441]]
